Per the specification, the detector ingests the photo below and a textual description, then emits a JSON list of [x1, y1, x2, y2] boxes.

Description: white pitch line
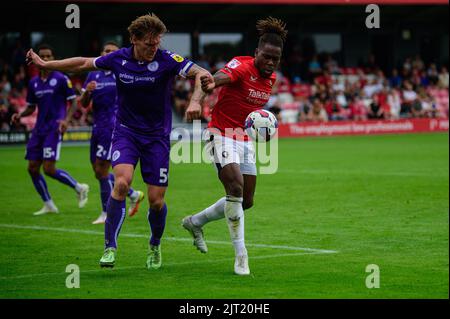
[[0, 251, 324, 281], [278, 168, 448, 178], [0, 223, 338, 254]]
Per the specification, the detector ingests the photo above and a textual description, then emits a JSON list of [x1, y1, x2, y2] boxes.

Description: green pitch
[[0, 133, 448, 298]]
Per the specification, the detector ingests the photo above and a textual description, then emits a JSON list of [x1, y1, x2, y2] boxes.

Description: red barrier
[[278, 118, 449, 137]]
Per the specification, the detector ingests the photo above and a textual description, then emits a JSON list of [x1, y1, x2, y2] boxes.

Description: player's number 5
[[159, 168, 168, 183]]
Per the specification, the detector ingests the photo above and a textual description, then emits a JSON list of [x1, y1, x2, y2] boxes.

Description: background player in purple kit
[[26, 13, 213, 269], [11, 44, 89, 216], [80, 41, 144, 225]]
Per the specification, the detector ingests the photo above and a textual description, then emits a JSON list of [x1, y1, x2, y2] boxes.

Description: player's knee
[[226, 181, 243, 198], [93, 164, 109, 180], [113, 178, 129, 197], [149, 198, 165, 212], [43, 164, 56, 176], [243, 198, 253, 210], [27, 165, 40, 177]]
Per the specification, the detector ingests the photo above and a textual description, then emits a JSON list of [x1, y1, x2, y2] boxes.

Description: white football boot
[[182, 215, 208, 253], [92, 212, 107, 225], [77, 183, 89, 208], [234, 254, 250, 276]]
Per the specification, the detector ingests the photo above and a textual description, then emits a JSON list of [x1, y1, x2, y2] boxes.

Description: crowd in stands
[[1, 44, 448, 132]]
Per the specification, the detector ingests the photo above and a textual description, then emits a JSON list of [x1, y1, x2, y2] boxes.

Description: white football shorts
[[206, 134, 257, 176]]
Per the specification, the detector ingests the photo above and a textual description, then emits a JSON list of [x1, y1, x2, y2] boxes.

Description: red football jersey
[[208, 56, 276, 138]]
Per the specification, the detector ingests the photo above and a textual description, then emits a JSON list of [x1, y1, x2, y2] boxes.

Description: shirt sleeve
[[164, 51, 194, 78], [63, 75, 77, 100], [93, 51, 116, 71], [26, 80, 37, 105], [218, 58, 245, 83]]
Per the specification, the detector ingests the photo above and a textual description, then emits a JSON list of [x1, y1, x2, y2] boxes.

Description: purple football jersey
[[26, 71, 76, 133], [93, 46, 193, 136], [82, 70, 117, 129]]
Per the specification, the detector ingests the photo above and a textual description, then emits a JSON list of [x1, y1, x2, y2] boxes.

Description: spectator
[[367, 94, 385, 119], [417, 88, 437, 118], [427, 63, 439, 85], [401, 81, 418, 117], [310, 98, 328, 122], [363, 78, 383, 98], [308, 55, 322, 80], [323, 53, 340, 75], [387, 88, 402, 119], [438, 66, 449, 88], [324, 96, 346, 121], [349, 96, 367, 121], [412, 54, 425, 71], [389, 68, 402, 88]]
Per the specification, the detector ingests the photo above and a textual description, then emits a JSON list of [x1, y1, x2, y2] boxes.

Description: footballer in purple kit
[[80, 41, 144, 225], [26, 13, 213, 270], [11, 44, 90, 216]]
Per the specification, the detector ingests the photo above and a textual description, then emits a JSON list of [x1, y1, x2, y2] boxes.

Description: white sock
[[191, 197, 226, 227], [45, 199, 57, 210], [75, 183, 82, 193], [129, 190, 139, 200], [224, 195, 247, 256]]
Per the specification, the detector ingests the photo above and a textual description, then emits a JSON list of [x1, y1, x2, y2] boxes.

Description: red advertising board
[[278, 118, 449, 137]]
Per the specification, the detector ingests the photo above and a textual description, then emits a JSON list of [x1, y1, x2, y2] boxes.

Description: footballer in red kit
[[182, 17, 287, 276], [208, 56, 276, 138]]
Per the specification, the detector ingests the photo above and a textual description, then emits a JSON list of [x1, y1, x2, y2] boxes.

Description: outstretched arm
[[184, 64, 214, 121], [200, 71, 232, 93], [26, 49, 97, 73]]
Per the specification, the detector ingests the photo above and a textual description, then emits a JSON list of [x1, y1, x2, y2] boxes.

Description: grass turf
[[0, 133, 448, 298]]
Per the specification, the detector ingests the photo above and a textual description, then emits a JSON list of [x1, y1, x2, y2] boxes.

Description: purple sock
[[148, 204, 168, 246], [50, 169, 78, 189], [105, 197, 126, 249], [109, 173, 135, 197], [99, 177, 113, 212], [30, 174, 51, 202]]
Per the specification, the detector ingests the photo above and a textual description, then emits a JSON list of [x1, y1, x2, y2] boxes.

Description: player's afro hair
[[36, 43, 55, 55], [256, 17, 288, 49], [128, 13, 167, 40]]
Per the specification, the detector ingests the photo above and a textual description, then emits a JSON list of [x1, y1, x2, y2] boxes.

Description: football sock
[[31, 174, 51, 202], [99, 176, 113, 213], [148, 203, 168, 246], [104, 197, 126, 249], [224, 195, 247, 256], [44, 199, 57, 210], [49, 169, 78, 190], [191, 197, 226, 227]]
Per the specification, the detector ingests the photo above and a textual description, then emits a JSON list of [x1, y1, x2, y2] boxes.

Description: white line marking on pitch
[[0, 224, 338, 254], [0, 252, 325, 281], [278, 168, 447, 178]]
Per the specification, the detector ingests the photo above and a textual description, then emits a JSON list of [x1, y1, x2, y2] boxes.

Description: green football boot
[[146, 244, 162, 270], [99, 247, 116, 268]]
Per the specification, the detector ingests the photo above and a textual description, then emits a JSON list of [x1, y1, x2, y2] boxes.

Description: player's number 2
[[96, 145, 105, 157], [159, 168, 168, 183]]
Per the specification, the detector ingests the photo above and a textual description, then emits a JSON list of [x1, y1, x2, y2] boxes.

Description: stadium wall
[[0, 119, 447, 145], [278, 118, 449, 137]]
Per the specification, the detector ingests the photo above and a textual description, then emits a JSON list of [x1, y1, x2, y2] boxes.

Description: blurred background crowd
[[1, 2, 448, 132]]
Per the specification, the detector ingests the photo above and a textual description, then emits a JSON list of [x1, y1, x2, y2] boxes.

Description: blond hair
[[128, 13, 167, 40]]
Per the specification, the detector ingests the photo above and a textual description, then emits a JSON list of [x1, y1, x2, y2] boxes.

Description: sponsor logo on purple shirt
[[93, 46, 193, 136]]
